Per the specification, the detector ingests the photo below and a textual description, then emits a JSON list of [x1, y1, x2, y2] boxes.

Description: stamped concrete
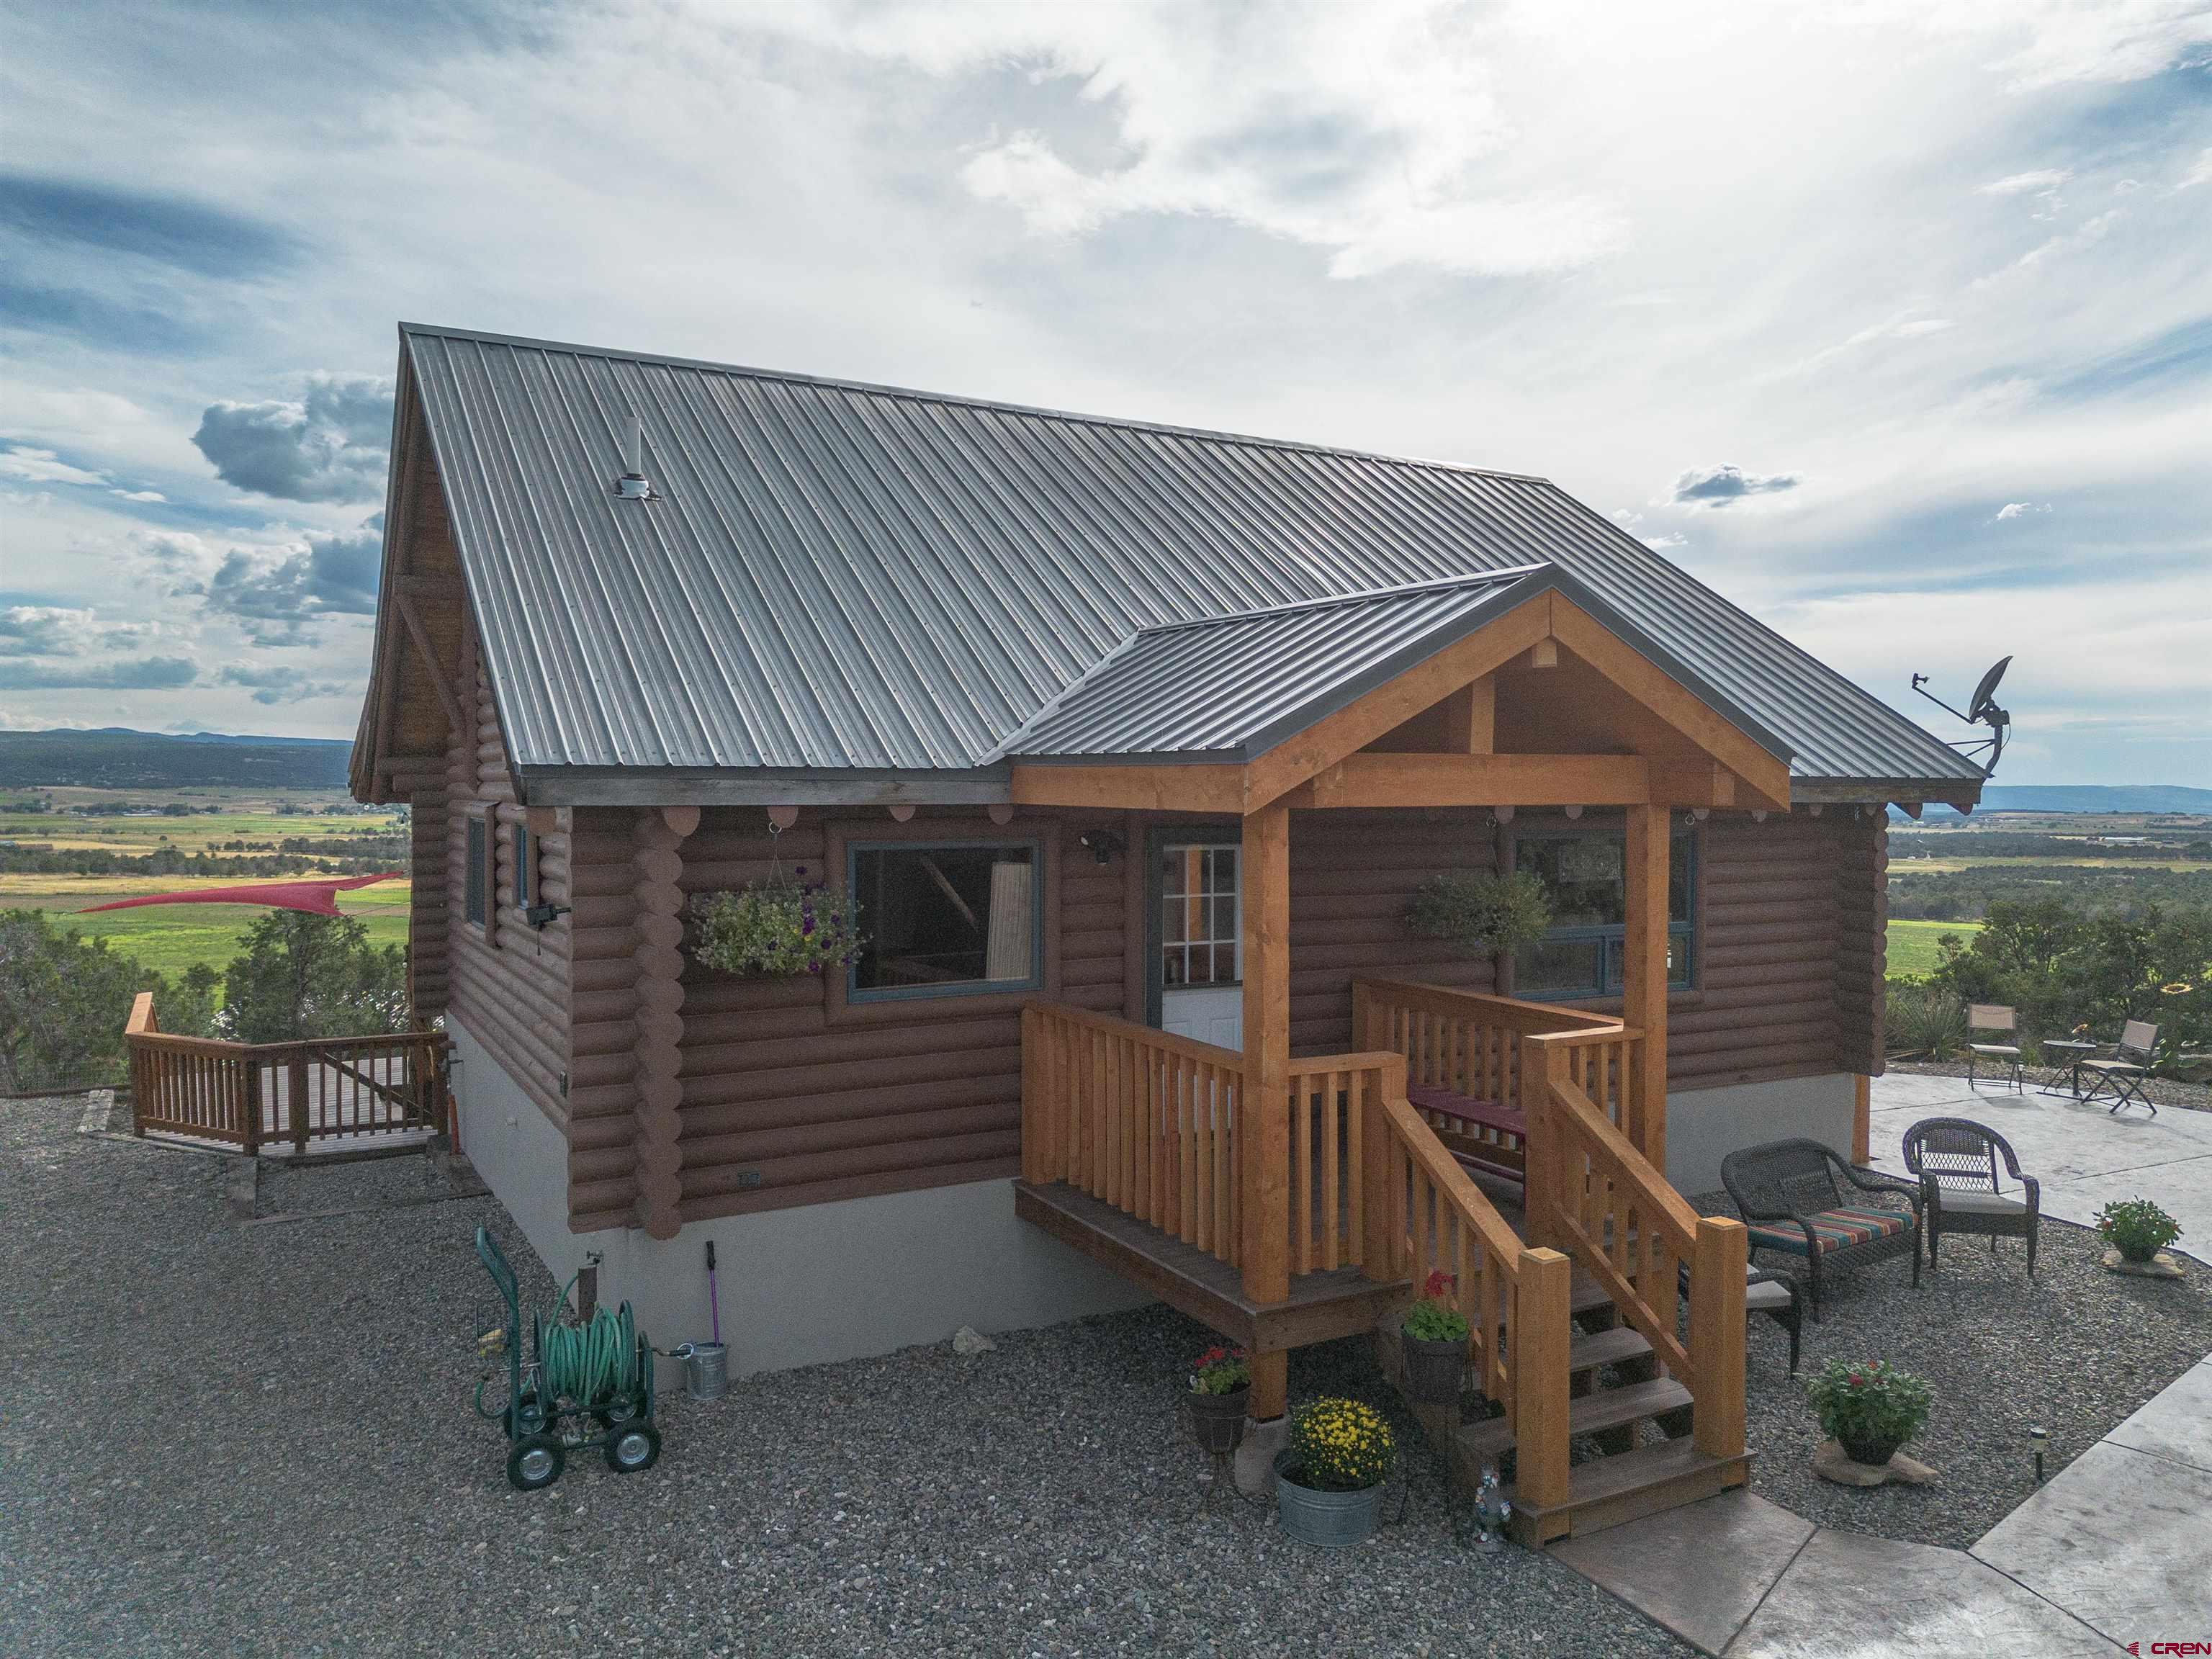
[[1550, 1491, 1813, 1655], [1725, 1527, 2118, 1658], [1867, 1072, 2212, 1262]]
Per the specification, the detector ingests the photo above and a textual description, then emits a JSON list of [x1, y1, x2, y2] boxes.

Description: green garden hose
[[535, 1295, 639, 1406]]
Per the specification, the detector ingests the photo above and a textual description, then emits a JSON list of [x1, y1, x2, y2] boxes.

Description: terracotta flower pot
[[1186, 1386, 1250, 1454], [1401, 1331, 1467, 1404]]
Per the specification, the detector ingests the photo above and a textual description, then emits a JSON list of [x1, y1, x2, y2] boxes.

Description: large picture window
[[848, 841, 1041, 1000], [1512, 827, 1694, 999]]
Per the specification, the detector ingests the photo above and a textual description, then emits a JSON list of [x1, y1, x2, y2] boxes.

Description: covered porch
[[1004, 565, 1781, 1538]]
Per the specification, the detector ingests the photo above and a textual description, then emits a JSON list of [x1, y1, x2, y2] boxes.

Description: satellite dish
[[1966, 657, 2010, 723], [1909, 656, 2013, 778]]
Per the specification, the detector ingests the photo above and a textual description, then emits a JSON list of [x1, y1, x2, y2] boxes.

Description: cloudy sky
[[3, 1, 2208, 784]]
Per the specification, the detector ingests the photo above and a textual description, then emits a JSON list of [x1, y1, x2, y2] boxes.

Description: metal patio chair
[[2078, 1021, 2160, 1116], [1966, 1004, 2023, 1092], [1902, 1117, 2040, 1277], [1722, 1138, 1924, 1321]]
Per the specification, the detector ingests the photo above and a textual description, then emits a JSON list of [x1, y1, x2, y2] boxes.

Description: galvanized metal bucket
[[683, 1341, 728, 1400]]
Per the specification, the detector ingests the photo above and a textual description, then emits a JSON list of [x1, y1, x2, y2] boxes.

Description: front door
[[1155, 840, 1242, 1048]]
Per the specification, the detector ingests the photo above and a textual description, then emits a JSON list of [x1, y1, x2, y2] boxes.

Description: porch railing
[[1020, 1003, 1246, 1267], [125, 993, 449, 1154], [1524, 1034, 1748, 1465]]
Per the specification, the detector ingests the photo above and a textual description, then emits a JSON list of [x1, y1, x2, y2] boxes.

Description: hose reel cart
[[473, 1227, 662, 1491]]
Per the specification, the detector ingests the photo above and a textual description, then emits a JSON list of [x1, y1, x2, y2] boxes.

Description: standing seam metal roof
[[397, 323, 1983, 787]]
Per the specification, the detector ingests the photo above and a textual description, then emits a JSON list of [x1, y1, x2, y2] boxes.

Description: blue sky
[[1, 1, 2208, 784]]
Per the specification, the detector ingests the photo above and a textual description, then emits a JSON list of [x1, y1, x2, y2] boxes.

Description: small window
[[849, 842, 1040, 999], [1160, 843, 1240, 988], [464, 816, 487, 927], [514, 827, 534, 909], [1511, 827, 1694, 999]]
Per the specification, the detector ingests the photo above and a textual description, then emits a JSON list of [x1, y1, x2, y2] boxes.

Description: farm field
[[8, 873, 411, 983], [1891, 855, 2205, 873], [1885, 916, 1982, 980], [0, 791, 403, 858]]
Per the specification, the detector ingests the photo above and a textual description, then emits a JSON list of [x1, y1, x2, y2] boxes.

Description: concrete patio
[[1558, 1355, 2212, 1655], [1866, 1071, 2212, 1263]]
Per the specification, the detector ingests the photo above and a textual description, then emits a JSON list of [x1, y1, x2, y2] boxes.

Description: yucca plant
[[1886, 984, 1967, 1060]]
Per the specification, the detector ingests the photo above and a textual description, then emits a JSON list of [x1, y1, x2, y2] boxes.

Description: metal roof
[[995, 565, 1793, 765], [397, 323, 1982, 790]]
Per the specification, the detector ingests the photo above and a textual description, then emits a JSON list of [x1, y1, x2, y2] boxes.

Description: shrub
[[1403, 1269, 1470, 1342], [693, 871, 865, 979], [1885, 984, 1966, 1060], [1188, 1345, 1250, 1395], [1285, 1397, 1395, 1492], [2096, 1197, 2182, 1263], [1405, 869, 1551, 957], [1804, 1357, 1932, 1450], [221, 911, 410, 1044]]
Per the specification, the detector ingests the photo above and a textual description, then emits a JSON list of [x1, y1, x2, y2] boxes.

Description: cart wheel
[[595, 1391, 641, 1427], [507, 1433, 565, 1492], [604, 1422, 661, 1475], [513, 1390, 547, 1434]]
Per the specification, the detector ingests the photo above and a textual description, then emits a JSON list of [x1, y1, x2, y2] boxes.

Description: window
[[464, 816, 488, 927], [1159, 843, 1240, 989], [1512, 827, 1694, 999], [848, 842, 1040, 999], [514, 827, 534, 909]]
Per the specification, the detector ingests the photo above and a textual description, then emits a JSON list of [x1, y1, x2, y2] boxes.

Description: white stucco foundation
[[447, 1017, 1152, 1380], [1663, 1071, 1857, 1195]]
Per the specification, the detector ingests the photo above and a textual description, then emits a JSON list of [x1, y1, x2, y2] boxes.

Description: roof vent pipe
[[613, 412, 655, 500]]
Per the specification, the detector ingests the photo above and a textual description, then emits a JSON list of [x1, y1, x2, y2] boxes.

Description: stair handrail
[[1524, 1033, 1748, 1463]]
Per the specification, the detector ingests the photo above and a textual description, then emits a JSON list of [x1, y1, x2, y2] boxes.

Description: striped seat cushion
[[1748, 1205, 1910, 1256]]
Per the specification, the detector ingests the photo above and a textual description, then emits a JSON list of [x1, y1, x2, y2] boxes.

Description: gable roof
[[993, 565, 1791, 767], [393, 323, 1982, 794]]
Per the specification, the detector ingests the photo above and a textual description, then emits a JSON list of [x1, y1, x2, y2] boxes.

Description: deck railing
[[125, 993, 449, 1154], [1020, 1004, 1246, 1267], [1524, 1033, 1747, 1465]]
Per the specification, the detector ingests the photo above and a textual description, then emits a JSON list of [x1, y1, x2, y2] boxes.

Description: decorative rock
[[950, 1325, 995, 1356], [2103, 1248, 2187, 1279], [1813, 1439, 1937, 1487]]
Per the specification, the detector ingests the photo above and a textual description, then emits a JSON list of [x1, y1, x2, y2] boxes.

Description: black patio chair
[[1901, 1117, 2040, 1278], [1680, 1259, 1801, 1375], [2078, 1020, 2160, 1116], [1721, 1138, 1923, 1321]]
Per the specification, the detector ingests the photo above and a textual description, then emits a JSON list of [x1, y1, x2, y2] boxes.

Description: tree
[[219, 911, 410, 1043], [0, 910, 212, 1092]]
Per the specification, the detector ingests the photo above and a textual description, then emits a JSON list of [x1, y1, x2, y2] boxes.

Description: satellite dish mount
[[1910, 656, 2011, 776]]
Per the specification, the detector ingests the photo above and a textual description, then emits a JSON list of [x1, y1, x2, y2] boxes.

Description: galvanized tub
[[1274, 1449, 1386, 1549], [683, 1341, 729, 1400]]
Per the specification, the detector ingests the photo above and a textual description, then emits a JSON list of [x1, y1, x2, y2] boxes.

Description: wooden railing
[[125, 993, 449, 1154], [1285, 1053, 1401, 1275], [1352, 978, 1637, 1133], [1525, 1033, 1748, 1465], [1020, 1003, 1245, 1267]]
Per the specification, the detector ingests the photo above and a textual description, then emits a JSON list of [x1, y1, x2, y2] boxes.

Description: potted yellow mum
[[1274, 1396, 1395, 1548]]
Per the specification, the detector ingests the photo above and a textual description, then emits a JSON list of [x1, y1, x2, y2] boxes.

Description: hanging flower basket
[[693, 868, 865, 979]]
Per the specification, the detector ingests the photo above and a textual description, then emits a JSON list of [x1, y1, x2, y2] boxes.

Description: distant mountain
[[1902, 785, 2212, 821], [0, 728, 352, 789]]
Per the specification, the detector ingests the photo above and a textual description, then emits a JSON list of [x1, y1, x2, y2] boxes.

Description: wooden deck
[[1014, 1179, 1408, 1354]]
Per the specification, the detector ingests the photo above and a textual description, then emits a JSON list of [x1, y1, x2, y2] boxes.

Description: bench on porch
[[1405, 1082, 1527, 1186]]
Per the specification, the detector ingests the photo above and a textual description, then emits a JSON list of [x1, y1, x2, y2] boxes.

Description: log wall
[[1832, 811, 1888, 1078]]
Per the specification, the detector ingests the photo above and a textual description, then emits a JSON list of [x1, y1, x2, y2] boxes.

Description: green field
[[1886, 917, 1981, 980], [11, 874, 413, 983]]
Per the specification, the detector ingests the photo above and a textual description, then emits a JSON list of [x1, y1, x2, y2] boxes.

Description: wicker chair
[[1902, 1117, 2040, 1277], [1721, 1138, 1924, 1321]]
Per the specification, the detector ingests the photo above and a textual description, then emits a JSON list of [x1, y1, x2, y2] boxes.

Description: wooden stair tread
[[1560, 1434, 1723, 1506], [1455, 1376, 1692, 1465], [1567, 1326, 1653, 1375], [1570, 1269, 1614, 1316], [1512, 1437, 1752, 1540]]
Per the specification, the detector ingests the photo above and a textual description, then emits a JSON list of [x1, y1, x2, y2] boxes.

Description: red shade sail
[[78, 872, 404, 917]]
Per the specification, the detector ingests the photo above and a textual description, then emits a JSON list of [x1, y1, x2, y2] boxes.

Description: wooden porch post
[[1622, 803, 1670, 1172], [1240, 800, 1292, 1421]]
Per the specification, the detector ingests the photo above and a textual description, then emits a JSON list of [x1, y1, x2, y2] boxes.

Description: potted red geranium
[[1184, 1345, 1251, 1453], [1401, 1270, 1470, 1404]]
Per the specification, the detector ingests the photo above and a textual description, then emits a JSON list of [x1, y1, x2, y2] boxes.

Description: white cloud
[[1640, 533, 1687, 549], [2180, 148, 2212, 190], [1993, 501, 2052, 520], [0, 446, 109, 490], [1978, 168, 2072, 197]]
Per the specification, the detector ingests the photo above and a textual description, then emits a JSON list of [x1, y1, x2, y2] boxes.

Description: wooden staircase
[[1377, 1261, 1749, 1544]]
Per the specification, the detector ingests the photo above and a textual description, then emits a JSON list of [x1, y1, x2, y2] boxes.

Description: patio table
[[2038, 1039, 2100, 1099]]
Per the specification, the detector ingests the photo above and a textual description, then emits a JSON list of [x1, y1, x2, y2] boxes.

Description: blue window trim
[[845, 837, 1046, 1004], [1510, 826, 1699, 1002]]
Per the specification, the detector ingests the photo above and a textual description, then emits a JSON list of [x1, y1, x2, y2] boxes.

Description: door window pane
[[851, 843, 1038, 997], [1160, 842, 1240, 989]]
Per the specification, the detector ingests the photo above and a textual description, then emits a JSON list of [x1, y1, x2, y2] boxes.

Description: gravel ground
[[2, 1094, 1691, 1659], [1887, 1057, 2211, 1112], [1689, 1187, 2212, 1550]]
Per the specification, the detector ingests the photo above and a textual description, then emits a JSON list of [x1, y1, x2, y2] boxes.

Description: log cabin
[[353, 323, 1983, 1534]]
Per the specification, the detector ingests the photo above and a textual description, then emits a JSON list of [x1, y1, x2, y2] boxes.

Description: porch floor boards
[[1012, 1179, 1408, 1356]]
